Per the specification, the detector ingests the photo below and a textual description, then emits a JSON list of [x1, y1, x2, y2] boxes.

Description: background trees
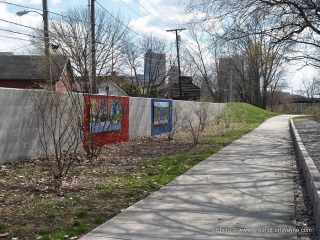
[[185, 0, 320, 67], [48, 7, 130, 93], [182, 0, 296, 108]]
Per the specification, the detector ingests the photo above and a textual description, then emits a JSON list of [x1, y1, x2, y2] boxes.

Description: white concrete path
[[80, 115, 296, 239]]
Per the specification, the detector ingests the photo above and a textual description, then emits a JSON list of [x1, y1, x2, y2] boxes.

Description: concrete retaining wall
[[129, 97, 152, 140], [290, 119, 320, 235], [173, 100, 225, 126], [0, 88, 226, 165], [0, 88, 42, 163], [0, 88, 84, 165]]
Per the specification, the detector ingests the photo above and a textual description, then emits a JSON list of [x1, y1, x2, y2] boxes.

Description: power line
[[0, 0, 90, 25], [0, 28, 35, 38], [95, 0, 147, 41], [0, 1, 178, 57], [131, 0, 173, 28], [0, 0, 43, 13], [96, 0, 179, 51], [0, 34, 30, 41], [119, 0, 162, 30], [144, 0, 179, 27], [0, 18, 42, 32], [1, 0, 177, 48]]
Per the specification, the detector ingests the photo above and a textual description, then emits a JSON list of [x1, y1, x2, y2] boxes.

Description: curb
[[290, 119, 320, 235]]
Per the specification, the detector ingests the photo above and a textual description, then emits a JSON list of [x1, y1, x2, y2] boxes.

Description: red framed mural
[[83, 94, 129, 147]]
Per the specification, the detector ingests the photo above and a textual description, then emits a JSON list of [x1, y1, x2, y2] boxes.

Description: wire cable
[[0, 34, 31, 41], [0, 0, 177, 57], [144, 0, 179, 27], [0, 0, 90, 25], [131, 0, 173, 28], [119, 0, 161, 29], [95, 0, 148, 41], [0, 18, 42, 32], [0, 28, 36, 38], [0, 0, 43, 13]]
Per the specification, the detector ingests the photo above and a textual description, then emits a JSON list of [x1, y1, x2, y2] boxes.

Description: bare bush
[[165, 103, 188, 140], [30, 91, 83, 187], [184, 113, 201, 146], [193, 102, 210, 131], [220, 109, 231, 128], [307, 105, 320, 122]]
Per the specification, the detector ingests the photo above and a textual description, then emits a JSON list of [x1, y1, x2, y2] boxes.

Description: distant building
[[159, 76, 200, 101], [0, 52, 14, 56], [97, 80, 127, 96], [0, 54, 73, 92], [144, 50, 166, 87], [217, 55, 244, 102], [136, 74, 145, 85]]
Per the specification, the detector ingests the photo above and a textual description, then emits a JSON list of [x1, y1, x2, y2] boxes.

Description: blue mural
[[151, 99, 172, 136]]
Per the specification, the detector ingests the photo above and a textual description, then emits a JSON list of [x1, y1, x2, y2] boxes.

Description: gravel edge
[[292, 119, 319, 240]]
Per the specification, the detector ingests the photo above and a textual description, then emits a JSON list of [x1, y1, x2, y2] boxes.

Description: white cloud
[[119, 0, 131, 3], [0, 3, 42, 53], [50, 0, 61, 5], [129, 0, 187, 37]]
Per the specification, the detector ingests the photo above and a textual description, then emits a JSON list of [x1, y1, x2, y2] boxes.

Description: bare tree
[[122, 40, 143, 96], [298, 77, 320, 98], [215, 13, 290, 109], [268, 72, 288, 112], [47, 7, 130, 93], [182, 22, 220, 102], [140, 35, 177, 97], [26, 9, 127, 182], [29, 89, 83, 188], [184, 0, 320, 68]]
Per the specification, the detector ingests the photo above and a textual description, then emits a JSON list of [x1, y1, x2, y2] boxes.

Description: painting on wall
[[90, 98, 121, 133], [153, 101, 170, 125], [151, 99, 172, 136], [83, 94, 129, 147]]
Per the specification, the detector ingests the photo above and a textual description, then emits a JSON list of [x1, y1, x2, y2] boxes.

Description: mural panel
[[90, 98, 121, 133], [151, 99, 172, 136], [84, 94, 129, 147], [153, 101, 170, 125]]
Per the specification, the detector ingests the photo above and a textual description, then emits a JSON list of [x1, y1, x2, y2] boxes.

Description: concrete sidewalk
[[80, 115, 296, 239]]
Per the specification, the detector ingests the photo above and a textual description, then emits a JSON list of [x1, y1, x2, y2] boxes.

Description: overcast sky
[[0, 0, 317, 91]]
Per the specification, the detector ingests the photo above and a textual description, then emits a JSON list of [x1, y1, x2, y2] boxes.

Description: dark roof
[[159, 77, 201, 101], [0, 55, 68, 81]]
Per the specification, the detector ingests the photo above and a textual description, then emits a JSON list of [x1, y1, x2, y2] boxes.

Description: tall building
[[217, 55, 244, 102], [144, 50, 166, 87]]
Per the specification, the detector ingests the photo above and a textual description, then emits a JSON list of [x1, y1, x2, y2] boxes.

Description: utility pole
[[91, 0, 97, 93], [87, 0, 92, 93], [42, 0, 52, 90], [229, 71, 233, 102], [166, 28, 186, 100]]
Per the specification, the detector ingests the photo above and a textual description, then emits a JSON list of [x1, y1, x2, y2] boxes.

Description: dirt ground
[[0, 132, 196, 239]]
